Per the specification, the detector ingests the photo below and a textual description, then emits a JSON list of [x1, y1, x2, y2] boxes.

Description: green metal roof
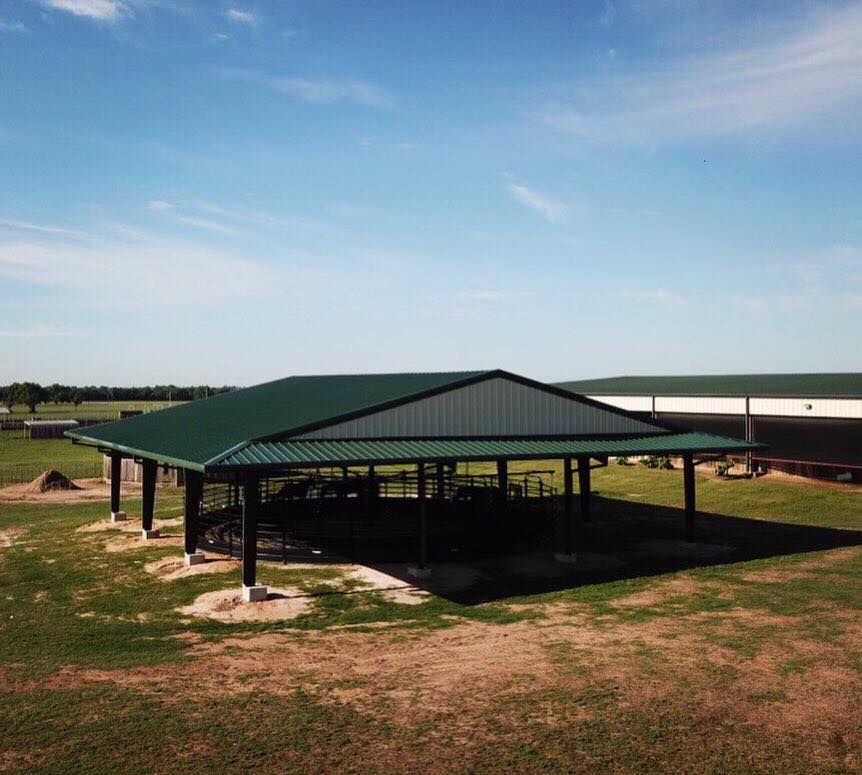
[[66, 371, 489, 469], [212, 433, 762, 470], [555, 373, 862, 398]]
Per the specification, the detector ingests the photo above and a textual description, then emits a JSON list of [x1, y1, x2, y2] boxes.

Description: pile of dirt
[[22, 470, 81, 494], [176, 587, 312, 622]]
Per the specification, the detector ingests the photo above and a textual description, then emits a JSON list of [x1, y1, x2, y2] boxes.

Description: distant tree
[[71, 390, 82, 408], [49, 383, 64, 404], [11, 382, 46, 413], [192, 385, 210, 401], [3, 385, 15, 412]]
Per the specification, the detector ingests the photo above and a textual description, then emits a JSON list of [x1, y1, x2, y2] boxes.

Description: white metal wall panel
[[655, 396, 747, 415], [584, 394, 861, 419], [586, 395, 652, 412], [749, 398, 862, 419], [296, 377, 662, 439]]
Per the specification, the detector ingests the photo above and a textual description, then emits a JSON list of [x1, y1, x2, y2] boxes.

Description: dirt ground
[[39, 545, 861, 772], [0, 478, 140, 504]]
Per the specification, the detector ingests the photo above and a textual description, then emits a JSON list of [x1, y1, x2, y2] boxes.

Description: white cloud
[[0, 19, 28, 32], [225, 8, 256, 25], [506, 183, 569, 223], [43, 0, 125, 22], [546, 3, 862, 142], [221, 69, 393, 108]]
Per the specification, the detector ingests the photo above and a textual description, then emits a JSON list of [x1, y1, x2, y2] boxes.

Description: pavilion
[[66, 370, 761, 601]]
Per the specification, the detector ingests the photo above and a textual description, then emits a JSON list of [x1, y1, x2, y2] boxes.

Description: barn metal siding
[[585, 395, 652, 412], [748, 398, 862, 419], [585, 394, 862, 419], [296, 378, 661, 440], [654, 396, 747, 415]]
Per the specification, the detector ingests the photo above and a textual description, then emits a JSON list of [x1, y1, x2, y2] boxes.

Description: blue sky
[[1, 0, 861, 385]]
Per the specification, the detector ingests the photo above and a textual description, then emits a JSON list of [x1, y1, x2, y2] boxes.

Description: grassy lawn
[[0, 465, 859, 773], [0, 431, 103, 485]]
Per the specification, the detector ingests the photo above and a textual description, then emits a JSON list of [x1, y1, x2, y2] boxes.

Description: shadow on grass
[[357, 495, 861, 604]]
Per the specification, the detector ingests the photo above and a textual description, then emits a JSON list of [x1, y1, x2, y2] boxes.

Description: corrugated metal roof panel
[[210, 432, 762, 470], [64, 371, 491, 467]]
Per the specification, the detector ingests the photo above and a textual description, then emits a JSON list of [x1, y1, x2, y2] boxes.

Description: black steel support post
[[683, 453, 696, 540], [183, 469, 202, 557], [744, 396, 752, 474], [242, 471, 260, 588], [109, 452, 122, 515], [367, 464, 378, 513], [496, 459, 508, 507], [577, 457, 591, 523], [141, 459, 157, 532], [417, 463, 428, 569], [563, 457, 574, 555]]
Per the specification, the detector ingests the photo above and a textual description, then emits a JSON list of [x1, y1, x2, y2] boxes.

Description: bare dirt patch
[[176, 587, 313, 623], [145, 555, 239, 581], [0, 527, 23, 549], [0, 478, 140, 504], [76, 515, 182, 534], [741, 546, 862, 583], [345, 566, 431, 605], [101, 533, 184, 553], [611, 574, 706, 608]]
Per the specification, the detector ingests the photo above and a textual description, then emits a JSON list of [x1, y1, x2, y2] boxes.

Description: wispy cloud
[[145, 199, 328, 236], [225, 8, 256, 26], [734, 245, 862, 312], [546, 3, 862, 143], [0, 217, 87, 238], [220, 68, 393, 108], [0, 326, 77, 338], [144, 200, 241, 236], [506, 183, 569, 223], [0, 18, 28, 32], [0, 238, 312, 308], [619, 288, 688, 307], [43, 0, 125, 22]]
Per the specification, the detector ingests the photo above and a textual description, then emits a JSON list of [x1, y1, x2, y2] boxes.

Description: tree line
[[0, 383, 236, 413]]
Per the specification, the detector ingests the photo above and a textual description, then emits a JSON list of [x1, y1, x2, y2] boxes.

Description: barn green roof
[[67, 369, 763, 471], [555, 373, 862, 398], [66, 371, 489, 469]]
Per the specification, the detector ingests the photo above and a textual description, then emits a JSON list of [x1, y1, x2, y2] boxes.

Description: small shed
[[25, 419, 79, 440]]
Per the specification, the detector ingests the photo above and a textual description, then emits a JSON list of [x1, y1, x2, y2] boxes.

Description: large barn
[[556, 373, 862, 482], [66, 370, 759, 601]]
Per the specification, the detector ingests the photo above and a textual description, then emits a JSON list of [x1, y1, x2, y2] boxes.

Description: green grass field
[[0, 431, 103, 485], [0, 466, 859, 773], [2, 400, 176, 421]]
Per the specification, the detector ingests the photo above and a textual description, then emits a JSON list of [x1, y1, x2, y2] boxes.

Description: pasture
[[0, 465, 859, 773], [1, 401, 175, 421]]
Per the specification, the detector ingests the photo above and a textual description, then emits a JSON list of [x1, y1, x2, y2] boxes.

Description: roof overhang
[[207, 432, 765, 472]]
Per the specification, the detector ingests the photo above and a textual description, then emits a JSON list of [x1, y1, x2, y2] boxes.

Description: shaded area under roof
[[213, 433, 762, 470], [555, 373, 862, 398]]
